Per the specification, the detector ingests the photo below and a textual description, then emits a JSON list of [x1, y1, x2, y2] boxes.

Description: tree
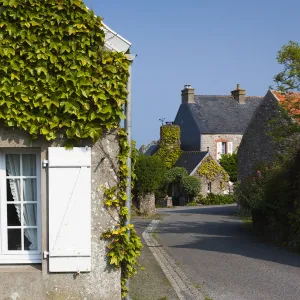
[[219, 152, 237, 182], [181, 176, 201, 200], [164, 167, 188, 185], [134, 155, 166, 196], [274, 41, 300, 92]]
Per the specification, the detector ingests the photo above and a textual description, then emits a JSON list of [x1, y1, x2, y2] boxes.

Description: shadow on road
[[157, 205, 300, 269]]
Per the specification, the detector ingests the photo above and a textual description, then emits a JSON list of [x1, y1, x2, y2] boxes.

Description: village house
[[174, 150, 230, 197], [174, 84, 263, 160], [238, 89, 300, 180], [0, 21, 132, 300]]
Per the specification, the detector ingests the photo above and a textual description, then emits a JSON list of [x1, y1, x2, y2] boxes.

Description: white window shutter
[[217, 142, 222, 160], [228, 142, 233, 154], [48, 147, 91, 272]]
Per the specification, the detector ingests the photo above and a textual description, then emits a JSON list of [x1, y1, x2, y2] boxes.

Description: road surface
[[156, 205, 300, 300]]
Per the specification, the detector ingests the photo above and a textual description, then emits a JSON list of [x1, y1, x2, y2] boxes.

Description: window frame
[[221, 142, 227, 155], [0, 149, 42, 264], [207, 182, 212, 193]]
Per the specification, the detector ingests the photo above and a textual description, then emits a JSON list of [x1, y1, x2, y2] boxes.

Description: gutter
[[124, 53, 136, 300]]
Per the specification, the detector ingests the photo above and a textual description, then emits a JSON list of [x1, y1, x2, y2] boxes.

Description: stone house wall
[[237, 90, 284, 180], [192, 168, 226, 197], [201, 134, 243, 159], [0, 124, 121, 300]]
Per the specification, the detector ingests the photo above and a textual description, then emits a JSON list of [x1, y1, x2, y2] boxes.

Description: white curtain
[[7, 155, 37, 250]]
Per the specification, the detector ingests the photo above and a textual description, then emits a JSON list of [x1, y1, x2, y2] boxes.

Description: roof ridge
[[194, 95, 263, 98]]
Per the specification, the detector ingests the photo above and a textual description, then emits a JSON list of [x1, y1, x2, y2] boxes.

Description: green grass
[[205, 297, 213, 300], [194, 283, 201, 289], [152, 233, 159, 241], [158, 297, 168, 300]]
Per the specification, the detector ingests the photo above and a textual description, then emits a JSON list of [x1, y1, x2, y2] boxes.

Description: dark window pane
[[22, 155, 36, 176], [8, 229, 22, 250], [6, 154, 20, 176], [23, 179, 37, 202], [24, 228, 37, 251], [7, 204, 21, 226], [7, 179, 21, 202], [23, 204, 37, 226]]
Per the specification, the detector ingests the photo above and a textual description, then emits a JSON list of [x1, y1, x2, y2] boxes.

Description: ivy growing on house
[[0, 0, 129, 142], [198, 156, 229, 189], [0, 0, 141, 297], [156, 124, 182, 169]]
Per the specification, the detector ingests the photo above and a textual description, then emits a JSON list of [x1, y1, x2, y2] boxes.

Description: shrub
[[181, 176, 201, 199], [219, 152, 238, 182], [201, 193, 235, 205], [164, 167, 188, 184], [134, 155, 166, 196], [235, 150, 300, 248]]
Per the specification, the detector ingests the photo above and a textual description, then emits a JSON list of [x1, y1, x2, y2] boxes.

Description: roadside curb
[[142, 219, 205, 300]]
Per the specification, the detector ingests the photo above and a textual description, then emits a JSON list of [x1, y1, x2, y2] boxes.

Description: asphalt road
[[156, 205, 300, 300]]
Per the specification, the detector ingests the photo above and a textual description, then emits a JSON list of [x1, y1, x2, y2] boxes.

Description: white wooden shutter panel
[[217, 142, 222, 160], [48, 147, 91, 272], [228, 142, 233, 154]]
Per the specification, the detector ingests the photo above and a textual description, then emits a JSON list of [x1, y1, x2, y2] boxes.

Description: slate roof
[[174, 151, 208, 175], [189, 95, 263, 134]]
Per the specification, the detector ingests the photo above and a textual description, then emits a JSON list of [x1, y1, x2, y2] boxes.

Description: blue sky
[[84, 0, 300, 148]]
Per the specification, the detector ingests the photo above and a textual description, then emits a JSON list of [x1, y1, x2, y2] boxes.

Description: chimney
[[181, 84, 195, 104], [231, 84, 246, 104]]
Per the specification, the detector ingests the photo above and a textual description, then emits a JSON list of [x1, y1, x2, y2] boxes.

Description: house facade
[[238, 90, 300, 180], [0, 21, 131, 300], [174, 84, 263, 160], [174, 151, 229, 197]]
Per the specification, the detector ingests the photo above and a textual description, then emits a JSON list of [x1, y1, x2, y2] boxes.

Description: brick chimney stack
[[231, 84, 246, 104], [181, 85, 195, 104]]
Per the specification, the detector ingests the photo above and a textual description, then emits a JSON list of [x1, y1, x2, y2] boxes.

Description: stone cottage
[[174, 84, 263, 160], [238, 89, 300, 180], [0, 22, 132, 300], [174, 151, 229, 197]]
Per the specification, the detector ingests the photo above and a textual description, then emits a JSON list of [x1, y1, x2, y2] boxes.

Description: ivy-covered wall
[[0, 1, 139, 299], [196, 156, 229, 196], [156, 124, 183, 169]]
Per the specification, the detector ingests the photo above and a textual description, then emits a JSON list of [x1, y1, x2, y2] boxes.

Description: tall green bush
[[181, 176, 201, 199], [134, 155, 166, 196], [219, 152, 237, 182], [164, 167, 188, 184]]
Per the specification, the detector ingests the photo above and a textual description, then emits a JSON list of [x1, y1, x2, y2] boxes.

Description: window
[[207, 182, 212, 193], [0, 151, 41, 264], [217, 141, 233, 159], [221, 142, 227, 155]]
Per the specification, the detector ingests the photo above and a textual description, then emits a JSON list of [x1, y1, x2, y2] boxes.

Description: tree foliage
[[274, 40, 300, 92], [134, 155, 166, 196], [181, 176, 201, 198], [165, 167, 188, 184], [219, 152, 238, 182], [0, 0, 129, 142]]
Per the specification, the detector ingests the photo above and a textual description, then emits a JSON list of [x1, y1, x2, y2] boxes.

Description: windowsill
[[0, 264, 42, 272]]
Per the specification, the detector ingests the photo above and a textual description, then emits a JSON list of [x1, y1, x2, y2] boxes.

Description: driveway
[[156, 205, 300, 300]]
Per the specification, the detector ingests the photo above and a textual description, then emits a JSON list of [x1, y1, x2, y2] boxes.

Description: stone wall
[[138, 193, 156, 216], [192, 169, 227, 197], [237, 90, 283, 180], [0, 124, 121, 300], [201, 134, 243, 160]]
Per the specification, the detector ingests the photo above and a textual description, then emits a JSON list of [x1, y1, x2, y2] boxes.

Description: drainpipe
[[124, 53, 136, 300]]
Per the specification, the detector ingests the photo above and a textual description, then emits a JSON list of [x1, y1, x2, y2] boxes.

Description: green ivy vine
[[0, 1, 141, 298], [102, 129, 142, 298], [156, 124, 182, 169], [0, 0, 129, 142], [198, 157, 229, 189]]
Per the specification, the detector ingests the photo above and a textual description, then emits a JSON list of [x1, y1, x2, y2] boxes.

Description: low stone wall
[[138, 193, 156, 216], [156, 196, 173, 208]]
